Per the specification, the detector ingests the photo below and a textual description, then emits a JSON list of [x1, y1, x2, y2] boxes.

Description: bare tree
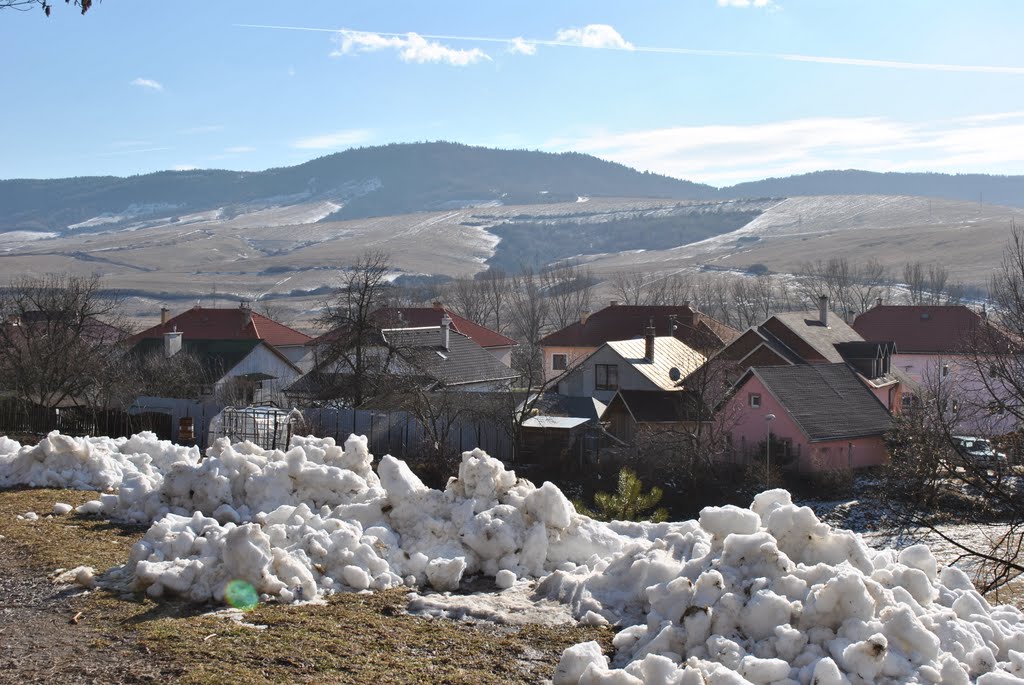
[[609, 269, 650, 306], [880, 227, 1024, 592], [541, 261, 594, 330], [481, 268, 509, 334], [445, 277, 490, 325], [850, 258, 892, 312], [0, 274, 132, 410], [313, 251, 397, 407], [1, 0, 92, 15], [903, 261, 928, 305]]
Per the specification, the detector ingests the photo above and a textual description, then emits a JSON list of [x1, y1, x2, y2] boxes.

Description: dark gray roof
[[749, 363, 893, 442], [610, 390, 710, 423], [771, 311, 863, 363], [384, 327, 519, 387]]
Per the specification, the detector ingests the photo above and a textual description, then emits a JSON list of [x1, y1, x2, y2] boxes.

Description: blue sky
[[3, 0, 1024, 185]]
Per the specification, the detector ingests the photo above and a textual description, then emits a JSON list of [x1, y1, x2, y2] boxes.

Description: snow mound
[[544, 489, 1024, 684], [123, 444, 621, 601], [0, 431, 199, 492]]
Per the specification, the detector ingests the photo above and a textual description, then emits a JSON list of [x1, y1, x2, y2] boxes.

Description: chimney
[[580, 310, 591, 325], [432, 300, 443, 310], [818, 294, 829, 326], [668, 314, 679, 336], [875, 297, 883, 308], [240, 301, 253, 328], [441, 314, 451, 350], [644, 322, 656, 362], [164, 329, 183, 358], [160, 307, 170, 325], [610, 299, 620, 307]]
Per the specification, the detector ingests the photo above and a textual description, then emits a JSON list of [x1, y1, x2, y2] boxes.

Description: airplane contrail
[[235, 23, 1024, 75]]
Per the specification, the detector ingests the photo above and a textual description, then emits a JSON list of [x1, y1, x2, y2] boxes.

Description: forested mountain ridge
[[5, 142, 1024, 234]]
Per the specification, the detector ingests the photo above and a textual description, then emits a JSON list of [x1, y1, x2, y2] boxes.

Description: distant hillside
[[721, 170, 1024, 208], [0, 142, 716, 233]]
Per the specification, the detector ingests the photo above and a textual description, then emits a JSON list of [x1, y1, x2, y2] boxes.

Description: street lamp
[[764, 414, 776, 489]]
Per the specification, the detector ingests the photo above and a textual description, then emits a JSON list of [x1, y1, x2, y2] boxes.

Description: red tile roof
[[539, 305, 739, 350], [852, 305, 997, 354], [131, 307, 312, 347], [308, 306, 517, 349]]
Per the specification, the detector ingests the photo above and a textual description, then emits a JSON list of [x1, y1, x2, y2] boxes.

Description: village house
[[539, 302, 738, 382], [722, 364, 893, 472], [129, 335, 303, 406], [132, 303, 313, 367], [602, 389, 710, 445], [287, 317, 519, 405], [371, 302, 517, 367], [555, 325, 706, 403], [853, 303, 1016, 433], [688, 296, 903, 412]]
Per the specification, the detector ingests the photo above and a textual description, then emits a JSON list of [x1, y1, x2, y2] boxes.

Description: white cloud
[[554, 24, 633, 50], [224, 146, 256, 154], [717, 0, 774, 7], [331, 30, 490, 66], [509, 37, 537, 56], [291, 129, 372, 150], [240, 24, 1024, 75], [545, 114, 1024, 185], [130, 77, 163, 91]]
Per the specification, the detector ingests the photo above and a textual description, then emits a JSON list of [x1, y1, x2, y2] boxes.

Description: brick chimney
[[609, 299, 620, 307], [875, 297, 883, 308], [432, 300, 443, 310], [580, 310, 591, 325], [441, 314, 451, 350], [644, 322, 656, 362], [818, 295, 829, 326], [240, 300, 253, 328], [160, 307, 170, 325]]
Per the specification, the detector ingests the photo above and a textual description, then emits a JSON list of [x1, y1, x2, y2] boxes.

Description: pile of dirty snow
[[0, 431, 198, 491], [5, 431, 1024, 683], [547, 489, 1024, 684]]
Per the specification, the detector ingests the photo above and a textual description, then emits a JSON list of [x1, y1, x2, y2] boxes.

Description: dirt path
[[0, 541, 172, 685]]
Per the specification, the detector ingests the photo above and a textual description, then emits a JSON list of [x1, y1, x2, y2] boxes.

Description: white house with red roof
[[307, 301, 517, 367], [131, 303, 313, 366]]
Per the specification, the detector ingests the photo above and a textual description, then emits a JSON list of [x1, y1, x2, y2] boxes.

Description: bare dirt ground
[[0, 543, 170, 685]]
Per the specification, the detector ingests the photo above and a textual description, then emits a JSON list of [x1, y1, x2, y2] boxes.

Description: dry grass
[[0, 487, 612, 684]]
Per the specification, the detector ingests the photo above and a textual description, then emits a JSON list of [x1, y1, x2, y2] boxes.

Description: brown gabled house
[[539, 302, 739, 381]]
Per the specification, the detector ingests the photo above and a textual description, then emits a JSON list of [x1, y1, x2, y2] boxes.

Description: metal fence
[[0, 399, 173, 443], [301, 406, 514, 462]]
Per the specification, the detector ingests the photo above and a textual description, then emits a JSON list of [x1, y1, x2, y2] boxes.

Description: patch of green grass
[[0, 487, 614, 684]]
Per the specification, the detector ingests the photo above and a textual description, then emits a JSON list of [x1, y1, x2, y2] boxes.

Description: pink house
[[723, 364, 893, 472], [853, 303, 1017, 435]]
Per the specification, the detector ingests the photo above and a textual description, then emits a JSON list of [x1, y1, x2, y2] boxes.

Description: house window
[[952, 399, 960, 412], [595, 364, 619, 390], [552, 353, 568, 371], [749, 393, 762, 408], [942, 364, 951, 377]]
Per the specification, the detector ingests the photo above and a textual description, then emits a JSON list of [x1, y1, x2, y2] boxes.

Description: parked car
[[952, 436, 1008, 468]]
